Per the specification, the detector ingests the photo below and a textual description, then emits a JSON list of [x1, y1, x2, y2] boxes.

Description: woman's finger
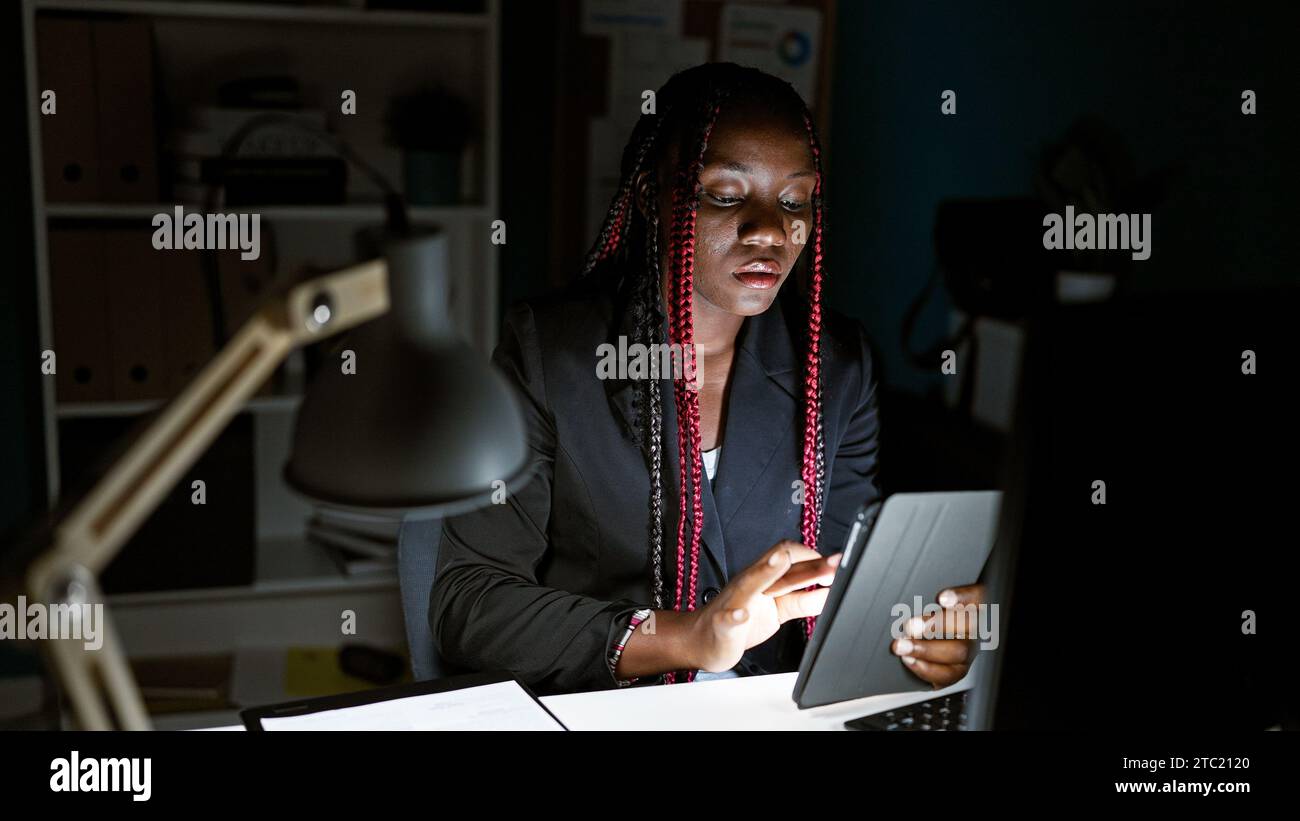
[[904, 604, 980, 640], [892, 636, 972, 666], [732, 544, 796, 599], [937, 583, 985, 608], [774, 586, 829, 622], [731, 541, 820, 600], [900, 655, 969, 688], [773, 541, 822, 564], [763, 553, 840, 596]]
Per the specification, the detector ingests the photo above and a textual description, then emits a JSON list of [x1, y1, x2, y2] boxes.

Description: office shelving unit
[[19, 0, 501, 686]]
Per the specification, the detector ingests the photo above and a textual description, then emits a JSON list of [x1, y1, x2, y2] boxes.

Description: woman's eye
[[705, 192, 742, 205], [702, 192, 806, 210]]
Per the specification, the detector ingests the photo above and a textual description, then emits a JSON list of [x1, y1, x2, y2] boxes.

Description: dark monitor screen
[[983, 287, 1297, 730]]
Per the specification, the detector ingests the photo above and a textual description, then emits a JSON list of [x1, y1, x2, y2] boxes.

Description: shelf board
[[31, 0, 491, 30], [46, 202, 491, 222], [107, 535, 397, 608], [57, 392, 302, 418]]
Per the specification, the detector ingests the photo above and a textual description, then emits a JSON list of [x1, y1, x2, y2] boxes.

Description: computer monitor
[[968, 286, 1297, 731]]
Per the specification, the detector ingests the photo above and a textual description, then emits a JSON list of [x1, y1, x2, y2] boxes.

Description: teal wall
[[826, 1, 1295, 395]]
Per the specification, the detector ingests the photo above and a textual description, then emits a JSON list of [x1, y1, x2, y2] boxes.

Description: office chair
[[395, 515, 448, 681]]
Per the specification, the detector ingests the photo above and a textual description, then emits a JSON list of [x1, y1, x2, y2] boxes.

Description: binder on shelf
[[48, 229, 113, 403], [103, 229, 167, 401], [216, 248, 276, 335], [92, 19, 161, 202], [160, 251, 217, 393], [36, 18, 101, 202]]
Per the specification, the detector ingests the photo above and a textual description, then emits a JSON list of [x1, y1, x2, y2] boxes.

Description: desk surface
[[540, 671, 973, 731], [201, 670, 973, 731]]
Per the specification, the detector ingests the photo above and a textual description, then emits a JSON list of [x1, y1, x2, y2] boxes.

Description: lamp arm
[[26, 260, 389, 729]]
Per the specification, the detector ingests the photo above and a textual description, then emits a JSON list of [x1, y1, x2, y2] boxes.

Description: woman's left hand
[[889, 583, 985, 688]]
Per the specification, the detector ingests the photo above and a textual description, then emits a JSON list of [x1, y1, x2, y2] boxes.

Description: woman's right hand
[[686, 541, 841, 673]]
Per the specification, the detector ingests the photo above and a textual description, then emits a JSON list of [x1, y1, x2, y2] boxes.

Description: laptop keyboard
[[844, 691, 969, 731]]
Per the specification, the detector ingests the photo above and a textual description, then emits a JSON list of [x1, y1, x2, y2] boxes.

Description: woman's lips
[[733, 271, 780, 289], [732, 258, 781, 289]]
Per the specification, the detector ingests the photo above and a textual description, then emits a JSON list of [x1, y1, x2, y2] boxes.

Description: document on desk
[[258, 680, 565, 731]]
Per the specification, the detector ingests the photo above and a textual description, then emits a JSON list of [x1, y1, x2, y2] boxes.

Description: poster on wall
[[581, 0, 683, 37], [718, 3, 822, 103]]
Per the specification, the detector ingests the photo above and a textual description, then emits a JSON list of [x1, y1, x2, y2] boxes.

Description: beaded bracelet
[[607, 607, 653, 687]]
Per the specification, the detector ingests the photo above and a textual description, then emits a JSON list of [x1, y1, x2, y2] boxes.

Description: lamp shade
[[284, 232, 531, 517]]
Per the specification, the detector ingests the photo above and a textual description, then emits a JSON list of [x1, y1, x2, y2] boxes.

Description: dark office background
[[496, 0, 1298, 498], [1, 0, 1296, 727], [5, 0, 1297, 538], [506, 0, 1298, 380]]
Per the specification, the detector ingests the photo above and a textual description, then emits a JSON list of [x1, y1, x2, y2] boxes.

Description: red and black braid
[[663, 96, 724, 682], [798, 109, 829, 641], [581, 111, 667, 279]]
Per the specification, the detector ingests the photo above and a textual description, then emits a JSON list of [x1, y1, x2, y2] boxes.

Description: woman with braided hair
[[430, 63, 984, 695]]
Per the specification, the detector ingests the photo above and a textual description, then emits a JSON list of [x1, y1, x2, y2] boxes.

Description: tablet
[[793, 490, 1002, 709], [241, 670, 567, 730]]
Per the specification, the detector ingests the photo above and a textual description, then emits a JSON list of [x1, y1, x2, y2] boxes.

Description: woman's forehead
[[704, 108, 813, 171], [659, 102, 812, 174]]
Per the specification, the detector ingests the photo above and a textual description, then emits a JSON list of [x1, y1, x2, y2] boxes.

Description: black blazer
[[429, 277, 882, 695]]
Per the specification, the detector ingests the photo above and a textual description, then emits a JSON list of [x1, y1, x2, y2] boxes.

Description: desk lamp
[[23, 232, 529, 729]]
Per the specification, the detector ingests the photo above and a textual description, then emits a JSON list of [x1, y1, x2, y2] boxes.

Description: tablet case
[[794, 491, 1002, 708]]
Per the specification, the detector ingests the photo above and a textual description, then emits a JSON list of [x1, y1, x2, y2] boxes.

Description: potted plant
[[384, 85, 473, 205]]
